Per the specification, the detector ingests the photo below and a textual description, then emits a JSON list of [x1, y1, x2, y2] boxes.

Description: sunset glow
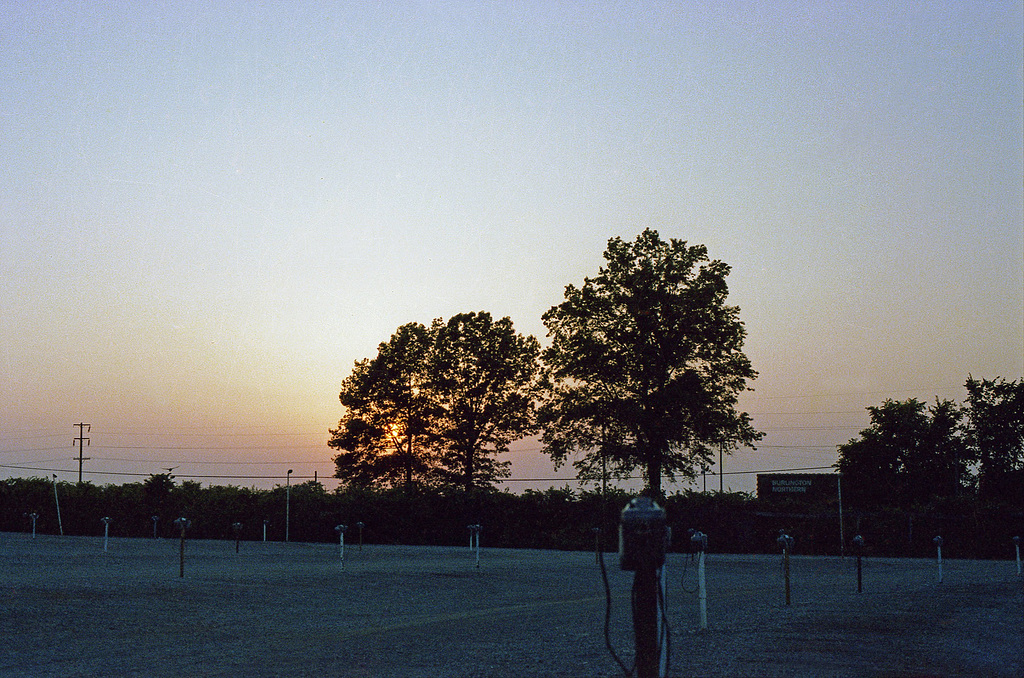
[[1, 2, 1020, 493]]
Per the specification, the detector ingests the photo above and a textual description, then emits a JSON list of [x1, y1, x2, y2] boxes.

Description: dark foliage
[[964, 375, 1024, 503], [2, 479, 1018, 560], [329, 312, 540, 493], [836, 398, 972, 509], [837, 377, 1023, 513], [539, 229, 762, 497], [329, 322, 440, 489]]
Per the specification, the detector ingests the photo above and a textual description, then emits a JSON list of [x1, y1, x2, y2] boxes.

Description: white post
[[468, 524, 481, 567], [777, 531, 794, 606], [335, 525, 347, 569], [697, 550, 708, 630], [52, 474, 63, 536], [29, 512, 38, 538], [934, 536, 943, 583], [173, 517, 190, 578], [837, 473, 845, 558], [263, 520, 269, 542], [285, 469, 292, 542], [101, 517, 110, 552], [658, 564, 668, 678], [1013, 537, 1020, 576], [691, 530, 709, 631]]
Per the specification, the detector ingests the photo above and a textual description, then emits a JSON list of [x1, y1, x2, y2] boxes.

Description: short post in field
[[285, 469, 292, 542], [263, 519, 269, 542], [467, 524, 482, 568], [232, 522, 243, 553], [335, 524, 347, 568], [690, 529, 709, 630], [101, 516, 111, 552], [356, 521, 365, 551], [777, 530, 794, 606], [933, 536, 943, 583], [619, 497, 669, 678], [852, 535, 864, 593], [27, 512, 38, 538], [152, 515, 159, 539], [1013, 536, 1020, 576], [52, 474, 63, 536], [173, 517, 191, 578]]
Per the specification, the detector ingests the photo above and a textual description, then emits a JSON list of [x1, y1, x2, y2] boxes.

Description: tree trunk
[[404, 437, 414, 489], [463, 448, 474, 495], [646, 456, 662, 498]]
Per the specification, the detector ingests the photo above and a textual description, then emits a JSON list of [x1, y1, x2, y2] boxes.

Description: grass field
[[1, 533, 1021, 677]]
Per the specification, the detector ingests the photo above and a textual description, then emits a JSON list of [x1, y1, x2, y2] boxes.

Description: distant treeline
[[1, 476, 1020, 560]]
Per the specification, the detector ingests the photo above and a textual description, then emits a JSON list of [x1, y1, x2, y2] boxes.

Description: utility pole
[[73, 423, 91, 483], [719, 440, 724, 494]]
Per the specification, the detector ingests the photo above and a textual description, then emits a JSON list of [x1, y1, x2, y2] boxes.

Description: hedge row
[[1, 477, 1020, 560]]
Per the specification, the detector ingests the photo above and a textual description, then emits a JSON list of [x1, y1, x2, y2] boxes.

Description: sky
[[1, 1, 1021, 495]]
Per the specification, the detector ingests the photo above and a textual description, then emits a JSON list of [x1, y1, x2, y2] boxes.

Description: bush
[[1, 477, 1019, 559]]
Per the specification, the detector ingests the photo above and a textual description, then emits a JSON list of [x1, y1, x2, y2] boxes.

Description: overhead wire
[[2, 383, 955, 486]]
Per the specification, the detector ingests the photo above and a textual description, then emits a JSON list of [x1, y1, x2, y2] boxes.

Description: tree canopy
[[964, 375, 1024, 503], [329, 322, 439, 489], [836, 376, 1023, 509], [429, 312, 541, 493], [329, 312, 540, 493], [835, 398, 970, 509], [538, 229, 762, 496]]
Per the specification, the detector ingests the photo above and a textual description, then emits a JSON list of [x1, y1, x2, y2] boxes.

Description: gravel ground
[[1, 533, 1021, 677]]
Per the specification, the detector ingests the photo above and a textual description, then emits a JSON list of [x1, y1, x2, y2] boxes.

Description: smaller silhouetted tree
[[143, 472, 175, 514], [330, 312, 540, 495], [329, 322, 441, 490], [429, 312, 541, 494], [837, 398, 972, 509], [964, 375, 1024, 503]]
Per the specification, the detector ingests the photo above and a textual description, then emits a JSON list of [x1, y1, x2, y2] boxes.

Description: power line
[[0, 447, 71, 455], [0, 432, 70, 443], [757, 426, 861, 431], [748, 410, 867, 415], [90, 457, 333, 465], [0, 463, 316, 481], [98, 430, 325, 437], [1, 463, 837, 483], [746, 384, 965, 400], [96, 445, 325, 451]]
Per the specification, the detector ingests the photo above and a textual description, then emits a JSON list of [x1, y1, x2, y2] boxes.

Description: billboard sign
[[757, 473, 839, 502]]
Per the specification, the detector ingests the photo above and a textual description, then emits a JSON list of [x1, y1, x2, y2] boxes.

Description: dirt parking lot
[[1, 533, 1021, 677]]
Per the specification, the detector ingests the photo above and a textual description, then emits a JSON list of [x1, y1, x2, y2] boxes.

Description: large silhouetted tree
[[538, 229, 762, 497], [429, 312, 541, 494], [329, 322, 440, 489]]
